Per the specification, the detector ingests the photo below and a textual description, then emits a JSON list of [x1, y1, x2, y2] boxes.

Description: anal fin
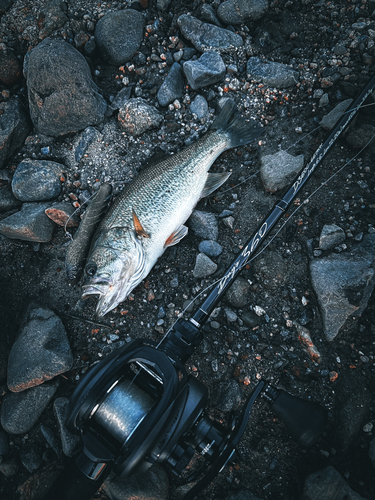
[[200, 172, 231, 199], [165, 225, 188, 247]]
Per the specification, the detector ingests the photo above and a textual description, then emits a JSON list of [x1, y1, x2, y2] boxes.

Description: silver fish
[[82, 100, 262, 317]]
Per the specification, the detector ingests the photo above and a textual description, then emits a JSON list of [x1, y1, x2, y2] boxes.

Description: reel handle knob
[[263, 385, 327, 447]]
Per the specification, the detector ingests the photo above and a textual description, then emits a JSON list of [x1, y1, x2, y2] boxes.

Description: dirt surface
[[0, 1, 375, 500]]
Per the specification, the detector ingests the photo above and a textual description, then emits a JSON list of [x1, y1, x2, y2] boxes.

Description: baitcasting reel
[[43, 318, 327, 500]]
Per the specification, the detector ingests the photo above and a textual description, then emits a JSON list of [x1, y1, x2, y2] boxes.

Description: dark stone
[[38, 0, 68, 39], [54, 398, 81, 457], [218, 379, 241, 412], [217, 0, 268, 25], [0, 0, 14, 15], [183, 51, 226, 90], [118, 98, 163, 136], [0, 44, 22, 85], [247, 57, 299, 88], [21, 444, 43, 473], [0, 428, 9, 456], [11, 159, 63, 202], [0, 202, 54, 242], [74, 126, 102, 163], [345, 123, 375, 149], [198, 240, 223, 257], [95, 9, 144, 65], [303, 466, 367, 500], [252, 250, 290, 290], [157, 63, 185, 106], [188, 210, 219, 240], [7, 304, 73, 392], [0, 99, 31, 169], [0, 380, 59, 434], [225, 277, 250, 308], [0, 185, 21, 211], [26, 38, 107, 137], [242, 309, 260, 328]]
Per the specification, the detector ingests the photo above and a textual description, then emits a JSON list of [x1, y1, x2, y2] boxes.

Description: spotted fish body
[[82, 100, 263, 317]]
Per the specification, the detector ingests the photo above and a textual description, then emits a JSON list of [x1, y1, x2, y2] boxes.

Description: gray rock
[[7, 304, 73, 392], [40, 424, 62, 456], [103, 464, 169, 500], [242, 310, 260, 328], [38, 0, 68, 39], [193, 253, 218, 278], [224, 307, 237, 322], [157, 0, 172, 11], [0, 185, 21, 211], [0, 202, 54, 242], [225, 277, 250, 308], [188, 210, 219, 240], [20, 444, 43, 473], [319, 224, 346, 250], [95, 9, 144, 65], [157, 63, 185, 107], [190, 94, 209, 119], [118, 98, 163, 136], [303, 466, 367, 500], [345, 123, 375, 149], [26, 38, 107, 137], [369, 438, 375, 468], [218, 379, 242, 412], [74, 127, 102, 163], [54, 398, 81, 457], [310, 234, 375, 341], [11, 159, 63, 202], [183, 51, 226, 90], [260, 150, 304, 192], [110, 87, 132, 113], [200, 4, 223, 27], [247, 57, 299, 88], [320, 99, 353, 130], [218, 0, 268, 25], [0, 99, 31, 169], [0, 380, 59, 434], [177, 14, 243, 53], [198, 239, 223, 257]]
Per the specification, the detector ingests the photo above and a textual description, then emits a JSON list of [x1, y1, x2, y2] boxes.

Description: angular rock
[[0, 202, 54, 242], [217, 0, 268, 25], [183, 51, 226, 90], [54, 398, 81, 457], [247, 57, 299, 88], [157, 0, 172, 11], [303, 466, 367, 500], [320, 99, 353, 130], [103, 464, 169, 500], [118, 98, 163, 136], [188, 210, 219, 240], [110, 87, 132, 113], [0, 185, 21, 211], [38, 0, 68, 39], [225, 277, 250, 308], [200, 4, 223, 27], [0, 44, 22, 85], [190, 94, 209, 120], [21, 444, 43, 473], [193, 252, 217, 278], [26, 38, 107, 137], [7, 304, 73, 392], [11, 159, 64, 202], [0, 380, 59, 434], [319, 224, 345, 250], [74, 126, 102, 163], [0, 99, 31, 169], [45, 202, 79, 228], [260, 150, 304, 192], [198, 239, 223, 257], [95, 9, 144, 65], [177, 14, 243, 53], [157, 62, 185, 107], [310, 234, 375, 341]]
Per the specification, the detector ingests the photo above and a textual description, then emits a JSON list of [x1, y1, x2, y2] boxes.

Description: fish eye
[[86, 263, 97, 277]]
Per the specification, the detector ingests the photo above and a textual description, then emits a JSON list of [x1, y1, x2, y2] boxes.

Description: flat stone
[[0, 99, 31, 169], [320, 99, 353, 130], [260, 150, 304, 192], [247, 57, 299, 88], [303, 466, 367, 500], [11, 159, 64, 202], [190, 94, 209, 120], [217, 0, 269, 25], [0, 202, 54, 242], [319, 224, 346, 250], [188, 210, 218, 240], [26, 38, 107, 137], [183, 51, 226, 90], [177, 14, 243, 53], [310, 234, 375, 341], [45, 202, 80, 228], [193, 252, 217, 278], [118, 98, 163, 136], [7, 304, 73, 392], [53, 398, 81, 457], [157, 62, 185, 107], [95, 9, 144, 65], [198, 239, 223, 257], [0, 380, 59, 434]]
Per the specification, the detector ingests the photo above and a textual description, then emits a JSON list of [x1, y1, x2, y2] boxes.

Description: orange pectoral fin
[[132, 209, 150, 238]]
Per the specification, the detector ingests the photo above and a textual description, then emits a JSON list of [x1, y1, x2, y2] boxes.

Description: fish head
[[82, 228, 146, 317]]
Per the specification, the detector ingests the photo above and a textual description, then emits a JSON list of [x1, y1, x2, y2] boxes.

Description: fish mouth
[[82, 278, 138, 318]]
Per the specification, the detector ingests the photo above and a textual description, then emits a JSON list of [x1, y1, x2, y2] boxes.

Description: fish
[[82, 100, 263, 317]]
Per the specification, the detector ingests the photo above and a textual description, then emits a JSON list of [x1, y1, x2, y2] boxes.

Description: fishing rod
[[42, 74, 375, 500]]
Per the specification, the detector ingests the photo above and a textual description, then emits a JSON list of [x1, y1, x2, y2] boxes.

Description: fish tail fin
[[211, 99, 263, 148]]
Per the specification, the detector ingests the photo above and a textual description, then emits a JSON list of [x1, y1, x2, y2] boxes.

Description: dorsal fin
[[132, 209, 150, 238]]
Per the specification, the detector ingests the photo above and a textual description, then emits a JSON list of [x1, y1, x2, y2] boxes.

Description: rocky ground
[[0, 0, 375, 500]]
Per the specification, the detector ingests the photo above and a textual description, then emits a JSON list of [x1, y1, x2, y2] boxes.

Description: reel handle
[[263, 385, 327, 447]]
